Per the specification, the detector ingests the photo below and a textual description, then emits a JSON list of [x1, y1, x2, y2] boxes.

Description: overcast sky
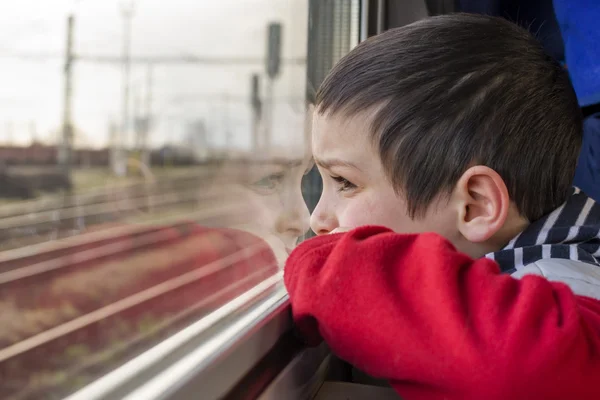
[[0, 0, 308, 150]]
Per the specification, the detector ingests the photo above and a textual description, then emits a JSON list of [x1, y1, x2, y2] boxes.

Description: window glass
[[0, 1, 310, 397]]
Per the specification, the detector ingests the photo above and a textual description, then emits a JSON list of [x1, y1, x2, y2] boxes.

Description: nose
[[310, 195, 338, 235], [275, 190, 311, 241]]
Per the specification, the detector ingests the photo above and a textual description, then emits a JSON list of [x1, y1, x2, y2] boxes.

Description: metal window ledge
[[66, 273, 295, 400]]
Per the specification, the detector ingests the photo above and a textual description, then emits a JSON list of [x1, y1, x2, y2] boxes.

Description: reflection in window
[[0, 0, 309, 397]]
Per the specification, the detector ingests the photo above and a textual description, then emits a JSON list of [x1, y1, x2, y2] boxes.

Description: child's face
[[310, 110, 460, 241], [206, 150, 312, 256]]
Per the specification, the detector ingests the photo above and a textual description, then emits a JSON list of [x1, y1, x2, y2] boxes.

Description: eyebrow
[[226, 158, 305, 168], [314, 157, 360, 171], [271, 159, 303, 167]]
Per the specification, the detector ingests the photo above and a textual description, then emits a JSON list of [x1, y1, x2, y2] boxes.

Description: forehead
[[311, 109, 378, 163], [221, 145, 310, 168], [256, 144, 310, 161], [213, 145, 311, 182]]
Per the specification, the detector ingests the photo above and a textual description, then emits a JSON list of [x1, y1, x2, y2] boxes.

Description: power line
[[0, 52, 306, 66], [0, 52, 59, 62], [79, 54, 307, 66], [167, 94, 305, 103]]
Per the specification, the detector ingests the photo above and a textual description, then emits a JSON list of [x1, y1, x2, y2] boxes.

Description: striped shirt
[[486, 187, 600, 273]]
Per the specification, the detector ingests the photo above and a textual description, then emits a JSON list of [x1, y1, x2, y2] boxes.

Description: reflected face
[[310, 110, 457, 238], [207, 154, 312, 252]]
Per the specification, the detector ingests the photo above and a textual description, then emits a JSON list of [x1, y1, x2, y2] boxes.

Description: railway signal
[[266, 23, 282, 80]]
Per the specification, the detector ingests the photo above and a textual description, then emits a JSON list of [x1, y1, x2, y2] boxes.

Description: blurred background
[[0, 1, 361, 398]]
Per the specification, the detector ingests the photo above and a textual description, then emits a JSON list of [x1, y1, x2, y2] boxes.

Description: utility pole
[[133, 66, 152, 166], [132, 82, 149, 170], [115, 0, 135, 176], [133, 84, 141, 149], [59, 14, 75, 175], [250, 74, 262, 151], [145, 65, 153, 119], [29, 120, 37, 144], [108, 120, 118, 155], [265, 22, 282, 150], [223, 94, 232, 148], [5, 121, 14, 145], [141, 63, 152, 166]]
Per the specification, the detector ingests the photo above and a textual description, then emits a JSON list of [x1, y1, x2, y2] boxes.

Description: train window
[[0, 0, 315, 398]]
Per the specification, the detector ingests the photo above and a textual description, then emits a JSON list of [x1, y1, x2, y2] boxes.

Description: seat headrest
[[554, 0, 600, 107]]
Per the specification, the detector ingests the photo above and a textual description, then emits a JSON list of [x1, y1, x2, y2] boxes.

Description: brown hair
[[316, 14, 582, 220]]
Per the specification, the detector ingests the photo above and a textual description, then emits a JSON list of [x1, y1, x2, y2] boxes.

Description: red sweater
[[284, 226, 600, 400]]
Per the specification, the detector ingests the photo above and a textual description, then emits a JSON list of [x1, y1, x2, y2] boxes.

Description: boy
[[284, 14, 600, 400]]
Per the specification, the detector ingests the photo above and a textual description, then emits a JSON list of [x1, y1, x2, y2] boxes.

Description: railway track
[[0, 212, 279, 400], [0, 168, 216, 220], [0, 222, 193, 285], [0, 160, 285, 398], [0, 203, 245, 280], [1, 266, 278, 400], [0, 181, 241, 251], [0, 221, 188, 274]]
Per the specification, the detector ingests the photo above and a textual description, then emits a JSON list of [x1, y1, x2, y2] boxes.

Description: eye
[[250, 172, 285, 193], [331, 175, 357, 192]]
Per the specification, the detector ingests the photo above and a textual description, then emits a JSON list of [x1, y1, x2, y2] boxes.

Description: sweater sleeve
[[283, 226, 600, 400]]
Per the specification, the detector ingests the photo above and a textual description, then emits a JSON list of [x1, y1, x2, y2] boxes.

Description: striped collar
[[486, 188, 600, 274]]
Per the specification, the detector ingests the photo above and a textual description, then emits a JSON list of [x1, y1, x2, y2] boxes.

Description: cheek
[[210, 185, 280, 232], [338, 193, 415, 232], [244, 193, 281, 230], [335, 196, 390, 227]]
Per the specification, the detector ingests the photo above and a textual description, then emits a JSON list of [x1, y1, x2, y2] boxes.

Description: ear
[[454, 166, 510, 243]]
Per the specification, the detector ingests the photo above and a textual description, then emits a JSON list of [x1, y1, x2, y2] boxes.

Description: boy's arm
[[284, 226, 600, 400]]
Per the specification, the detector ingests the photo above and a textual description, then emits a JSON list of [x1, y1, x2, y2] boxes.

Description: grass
[[71, 168, 140, 191]]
